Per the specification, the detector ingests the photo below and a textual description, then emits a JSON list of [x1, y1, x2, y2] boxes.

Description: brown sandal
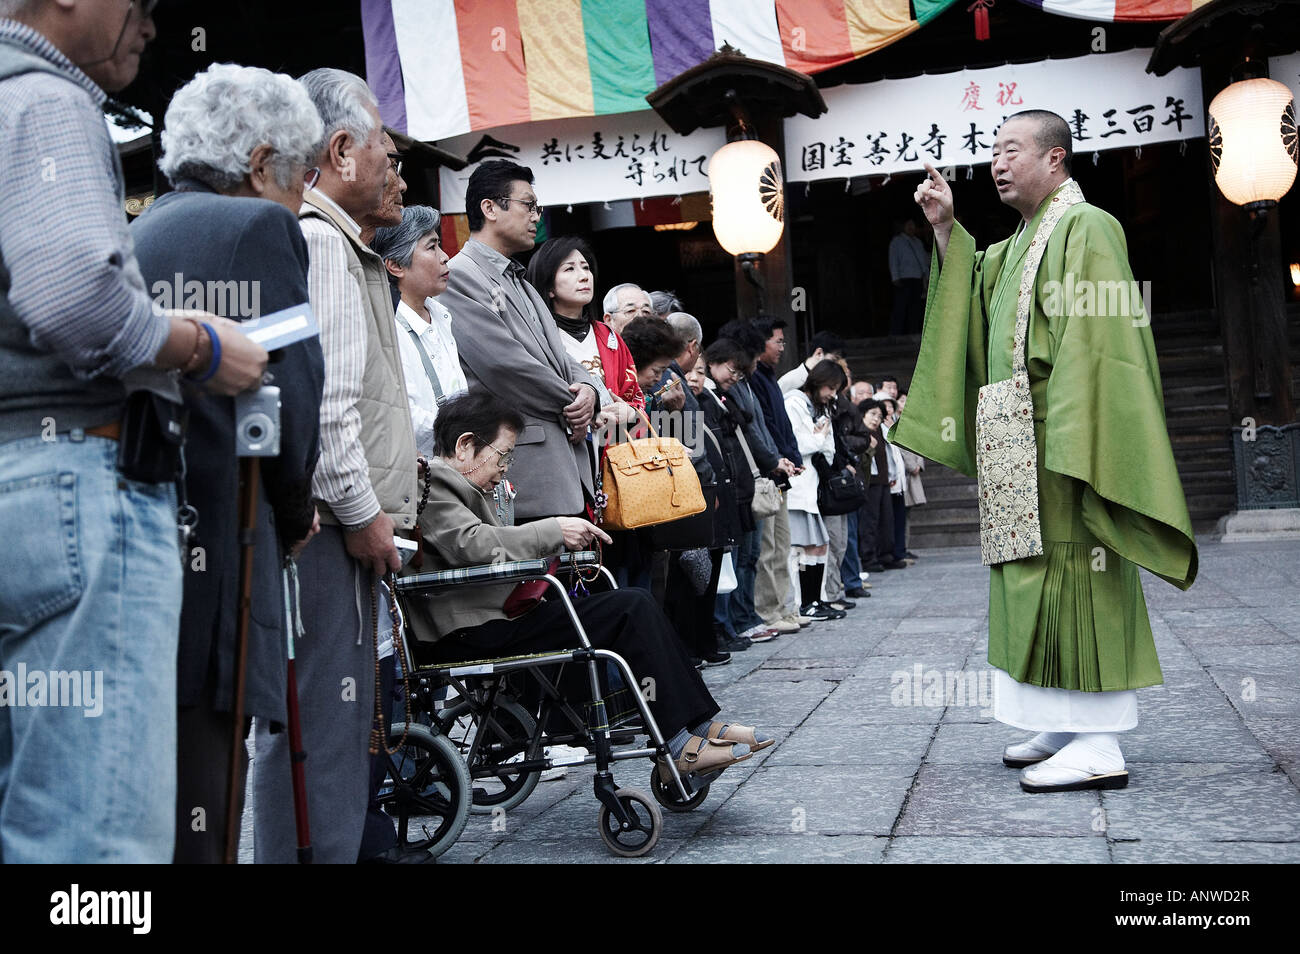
[[705, 721, 774, 751], [658, 735, 752, 783]]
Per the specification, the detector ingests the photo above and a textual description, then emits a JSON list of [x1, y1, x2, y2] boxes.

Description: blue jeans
[[841, 510, 861, 589], [726, 526, 764, 634], [0, 434, 181, 862]]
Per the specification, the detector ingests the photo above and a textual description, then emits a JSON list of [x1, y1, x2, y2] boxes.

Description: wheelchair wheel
[[649, 766, 710, 813], [436, 698, 541, 813], [597, 787, 662, 858], [378, 722, 470, 858]]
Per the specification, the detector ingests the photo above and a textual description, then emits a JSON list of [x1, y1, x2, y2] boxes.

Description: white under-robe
[[993, 669, 1137, 733]]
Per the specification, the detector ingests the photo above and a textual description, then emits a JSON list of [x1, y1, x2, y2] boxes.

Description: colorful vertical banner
[[365, 0, 965, 141]]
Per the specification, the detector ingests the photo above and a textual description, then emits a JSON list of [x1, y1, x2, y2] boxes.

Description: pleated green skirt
[[986, 431, 1164, 692]]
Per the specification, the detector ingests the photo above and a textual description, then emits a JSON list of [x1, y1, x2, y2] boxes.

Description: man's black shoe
[[864, 563, 886, 573], [721, 635, 753, 652], [702, 651, 732, 667], [879, 559, 908, 570], [905, 551, 920, 560], [845, 587, 871, 599]]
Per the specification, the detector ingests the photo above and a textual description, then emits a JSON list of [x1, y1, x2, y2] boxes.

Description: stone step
[[907, 510, 979, 528], [909, 529, 980, 548]]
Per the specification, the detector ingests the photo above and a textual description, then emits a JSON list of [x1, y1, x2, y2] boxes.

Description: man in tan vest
[[253, 68, 420, 863]]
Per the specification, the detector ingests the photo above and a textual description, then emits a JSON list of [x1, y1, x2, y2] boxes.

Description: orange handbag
[[598, 409, 706, 531]]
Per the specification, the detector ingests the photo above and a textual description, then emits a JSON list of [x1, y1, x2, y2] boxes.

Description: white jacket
[[783, 389, 834, 514]]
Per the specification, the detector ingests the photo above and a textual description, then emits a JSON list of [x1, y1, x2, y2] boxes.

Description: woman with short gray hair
[[373, 205, 467, 457], [159, 62, 322, 203], [131, 62, 328, 863]]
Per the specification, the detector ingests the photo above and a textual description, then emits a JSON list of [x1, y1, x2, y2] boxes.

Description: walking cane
[[223, 456, 259, 864], [283, 558, 312, 863]]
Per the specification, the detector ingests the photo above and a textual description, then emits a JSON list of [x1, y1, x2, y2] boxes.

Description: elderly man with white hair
[[131, 63, 327, 863], [253, 67, 420, 863], [602, 282, 653, 336]]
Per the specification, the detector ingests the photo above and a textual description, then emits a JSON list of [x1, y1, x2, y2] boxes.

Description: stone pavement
[[242, 539, 1300, 864]]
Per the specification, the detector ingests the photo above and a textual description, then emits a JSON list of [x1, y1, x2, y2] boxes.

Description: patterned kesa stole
[[976, 180, 1084, 566]]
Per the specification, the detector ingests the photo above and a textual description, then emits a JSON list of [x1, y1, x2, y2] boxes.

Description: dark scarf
[[553, 312, 591, 341]]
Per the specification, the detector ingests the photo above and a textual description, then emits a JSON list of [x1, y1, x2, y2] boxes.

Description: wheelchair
[[385, 550, 714, 858]]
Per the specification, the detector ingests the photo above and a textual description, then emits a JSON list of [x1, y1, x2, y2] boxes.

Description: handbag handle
[[631, 404, 660, 441], [711, 387, 762, 479], [735, 426, 761, 480]]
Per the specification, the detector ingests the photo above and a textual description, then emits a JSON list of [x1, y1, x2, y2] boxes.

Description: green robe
[[891, 184, 1198, 692]]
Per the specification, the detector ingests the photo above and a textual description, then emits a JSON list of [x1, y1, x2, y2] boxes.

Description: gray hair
[[649, 289, 682, 317], [602, 282, 643, 317], [158, 63, 323, 192], [665, 311, 701, 347], [372, 205, 442, 268], [298, 67, 379, 158]]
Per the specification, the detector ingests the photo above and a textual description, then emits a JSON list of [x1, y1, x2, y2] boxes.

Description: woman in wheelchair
[[402, 390, 773, 781]]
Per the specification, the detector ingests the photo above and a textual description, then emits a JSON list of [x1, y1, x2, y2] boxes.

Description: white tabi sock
[[1031, 731, 1075, 753], [1039, 732, 1125, 775]]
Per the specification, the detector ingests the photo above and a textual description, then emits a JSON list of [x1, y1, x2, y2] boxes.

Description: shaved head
[[1005, 110, 1072, 175]]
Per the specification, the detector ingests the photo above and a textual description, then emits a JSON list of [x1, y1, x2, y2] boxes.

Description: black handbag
[[815, 456, 867, 516]]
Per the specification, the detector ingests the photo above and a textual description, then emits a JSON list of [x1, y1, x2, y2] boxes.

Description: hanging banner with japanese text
[[436, 111, 726, 214], [784, 49, 1204, 182]]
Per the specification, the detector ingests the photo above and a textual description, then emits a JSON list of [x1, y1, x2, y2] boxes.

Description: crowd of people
[[0, 2, 934, 864]]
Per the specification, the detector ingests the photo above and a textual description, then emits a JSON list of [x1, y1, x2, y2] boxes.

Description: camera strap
[[175, 443, 199, 569]]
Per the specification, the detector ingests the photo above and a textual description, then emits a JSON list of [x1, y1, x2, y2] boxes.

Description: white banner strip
[[437, 111, 726, 214], [783, 49, 1204, 182]]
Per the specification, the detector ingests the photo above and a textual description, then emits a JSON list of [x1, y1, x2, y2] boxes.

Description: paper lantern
[[708, 139, 785, 256], [1207, 78, 1298, 208]]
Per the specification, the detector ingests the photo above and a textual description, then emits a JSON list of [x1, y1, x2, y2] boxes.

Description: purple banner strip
[[360, 0, 407, 134], [645, 0, 716, 88]]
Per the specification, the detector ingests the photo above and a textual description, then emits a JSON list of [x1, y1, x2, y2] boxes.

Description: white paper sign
[[784, 49, 1205, 182], [437, 112, 727, 214]]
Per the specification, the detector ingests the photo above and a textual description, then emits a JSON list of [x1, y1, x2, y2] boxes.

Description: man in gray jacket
[[440, 160, 600, 521]]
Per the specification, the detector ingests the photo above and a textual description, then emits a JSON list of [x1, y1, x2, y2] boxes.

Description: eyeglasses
[[386, 152, 404, 177], [496, 196, 543, 217], [483, 440, 514, 470], [726, 364, 746, 381], [303, 167, 321, 190]]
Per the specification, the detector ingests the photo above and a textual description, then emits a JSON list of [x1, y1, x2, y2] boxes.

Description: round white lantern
[[1207, 77, 1298, 208], [708, 139, 785, 255]]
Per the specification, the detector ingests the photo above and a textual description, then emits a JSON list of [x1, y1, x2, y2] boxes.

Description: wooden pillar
[[1202, 55, 1297, 428]]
